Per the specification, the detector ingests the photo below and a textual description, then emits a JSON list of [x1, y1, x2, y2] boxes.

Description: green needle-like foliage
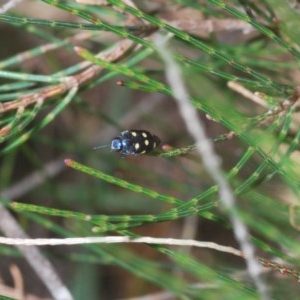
[[1, 0, 300, 299]]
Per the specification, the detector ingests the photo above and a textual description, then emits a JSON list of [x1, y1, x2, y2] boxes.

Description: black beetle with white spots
[[94, 130, 161, 156]]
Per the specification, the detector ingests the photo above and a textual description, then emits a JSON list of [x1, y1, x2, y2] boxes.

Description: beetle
[[111, 129, 161, 155], [94, 129, 161, 156]]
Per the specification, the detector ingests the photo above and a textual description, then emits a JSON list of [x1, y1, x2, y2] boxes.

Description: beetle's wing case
[[127, 130, 160, 154]]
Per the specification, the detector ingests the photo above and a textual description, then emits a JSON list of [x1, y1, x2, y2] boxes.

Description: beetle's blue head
[[111, 138, 122, 152]]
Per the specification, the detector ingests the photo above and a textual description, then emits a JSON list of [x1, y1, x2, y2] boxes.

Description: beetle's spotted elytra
[[94, 129, 161, 156]]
